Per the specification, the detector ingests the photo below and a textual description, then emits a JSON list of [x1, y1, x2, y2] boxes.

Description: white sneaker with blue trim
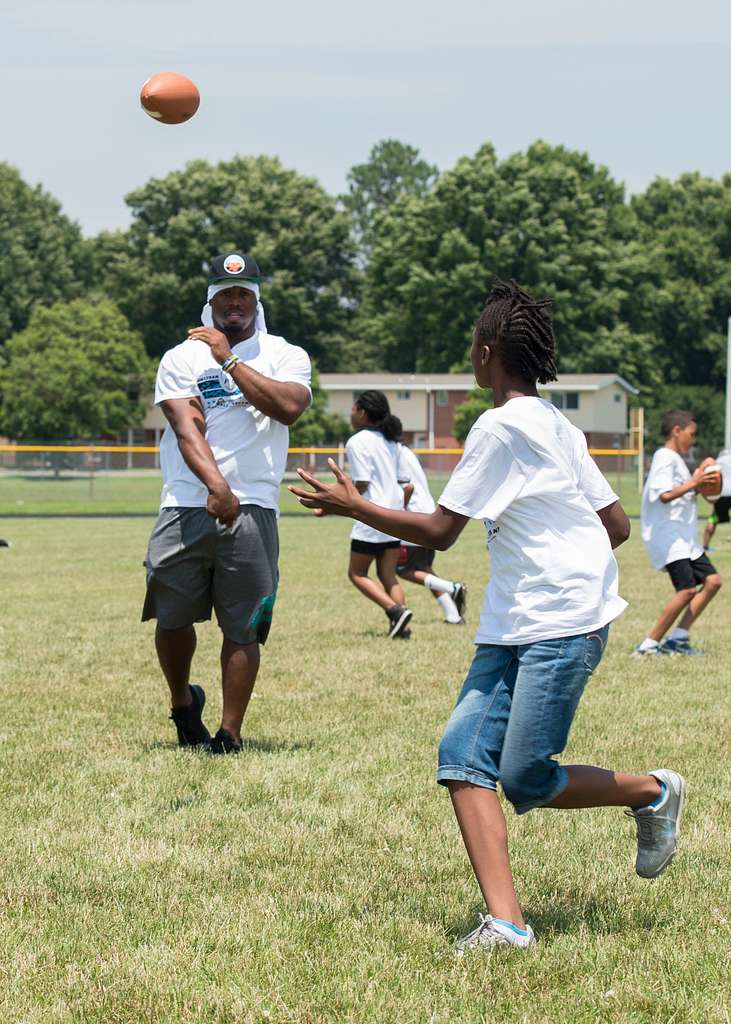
[[626, 769, 686, 878], [455, 914, 535, 954]]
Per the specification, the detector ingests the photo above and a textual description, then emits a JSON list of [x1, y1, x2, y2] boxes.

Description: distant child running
[[292, 281, 685, 950], [636, 411, 723, 656], [345, 391, 413, 639], [396, 438, 467, 625]]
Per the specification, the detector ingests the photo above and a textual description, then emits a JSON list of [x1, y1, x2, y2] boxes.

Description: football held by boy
[[291, 281, 685, 951], [636, 412, 723, 656]]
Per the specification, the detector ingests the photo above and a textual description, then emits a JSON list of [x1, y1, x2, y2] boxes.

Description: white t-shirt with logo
[[155, 331, 311, 511], [439, 397, 627, 645], [346, 429, 404, 544], [397, 445, 436, 546], [640, 448, 702, 569]]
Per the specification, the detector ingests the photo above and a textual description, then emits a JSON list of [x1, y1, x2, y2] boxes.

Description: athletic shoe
[[626, 768, 686, 879], [398, 626, 412, 640], [453, 582, 467, 619], [386, 604, 413, 639], [444, 618, 465, 626], [169, 684, 211, 748], [633, 644, 669, 656], [456, 914, 535, 955], [659, 637, 704, 656], [208, 727, 242, 755]]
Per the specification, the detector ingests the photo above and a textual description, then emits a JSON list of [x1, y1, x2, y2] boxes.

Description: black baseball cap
[[208, 252, 262, 286]]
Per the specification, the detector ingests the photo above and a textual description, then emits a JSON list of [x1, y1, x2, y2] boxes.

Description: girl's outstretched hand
[[289, 458, 361, 518]]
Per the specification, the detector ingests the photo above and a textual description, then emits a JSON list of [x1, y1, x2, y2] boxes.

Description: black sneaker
[[169, 684, 211, 748], [386, 604, 413, 639], [208, 727, 242, 755], [453, 582, 467, 619]]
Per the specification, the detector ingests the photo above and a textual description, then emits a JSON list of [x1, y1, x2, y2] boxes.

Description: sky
[[3, 0, 731, 236]]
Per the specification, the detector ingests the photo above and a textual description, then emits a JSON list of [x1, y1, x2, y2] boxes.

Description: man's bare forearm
[[229, 364, 308, 425], [176, 429, 230, 495]]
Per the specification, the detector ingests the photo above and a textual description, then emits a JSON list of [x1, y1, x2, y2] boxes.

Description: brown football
[[140, 72, 200, 125]]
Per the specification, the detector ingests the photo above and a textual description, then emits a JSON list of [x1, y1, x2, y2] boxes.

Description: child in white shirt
[[636, 412, 723, 656], [345, 391, 413, 639], [292, 281, 686, 951]]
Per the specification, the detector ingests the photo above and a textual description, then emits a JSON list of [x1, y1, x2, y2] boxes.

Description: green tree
[[342, 139, 438, 251], [289, 366, 349, 447], [0, 299, 152, 441], [640, 385, 726, 456], [89, 156, 359, 371], [630, 172, 731, 391], [0, 163, 87, 343], [357, 141, 658, 390], [452, 388, 493, 443]]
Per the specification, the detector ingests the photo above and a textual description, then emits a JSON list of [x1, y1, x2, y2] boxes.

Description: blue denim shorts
[[437, 626, 609, 814]]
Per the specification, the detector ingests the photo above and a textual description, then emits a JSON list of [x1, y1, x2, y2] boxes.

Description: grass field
[[0, 469, 646, 518], [1, 516, 730, 1023]]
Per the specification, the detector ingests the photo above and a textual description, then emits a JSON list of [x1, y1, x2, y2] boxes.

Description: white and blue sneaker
[[633, 643, 669, 656], [659, 637, 703, 656], [626, 769, 687, 879], [455, 914, 535, 954]]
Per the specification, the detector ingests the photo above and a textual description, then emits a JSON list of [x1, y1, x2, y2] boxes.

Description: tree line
[[1, 139, 729, 448]]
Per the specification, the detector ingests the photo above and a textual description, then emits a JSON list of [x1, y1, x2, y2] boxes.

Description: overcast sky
[[3, 0, 731, 235]]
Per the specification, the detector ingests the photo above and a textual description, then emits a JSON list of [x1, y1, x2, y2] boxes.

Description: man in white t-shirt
[[636, 411, 722, 656], [142, 252, 312, 753], [291, 279, 685, 951]]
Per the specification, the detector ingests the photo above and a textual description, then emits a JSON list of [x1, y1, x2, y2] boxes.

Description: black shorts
[[396, 544, 435, 574], [665, 553, 718, 591], [710, 496, 731, 525], [350, 539, 400, 556]]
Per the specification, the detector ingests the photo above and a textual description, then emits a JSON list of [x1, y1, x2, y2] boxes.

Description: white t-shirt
[[439, 397, 626, 645], [397, 445, 436, 545], [640, 448, 702, 569], [346, 429, 404, 544], [155, 331, 311, 511]]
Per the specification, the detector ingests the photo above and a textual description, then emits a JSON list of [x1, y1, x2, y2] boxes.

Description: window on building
[[436, 390, 448, 406], [396, 390, 411, 400], [614, 393, 622, 403], [550, 392, 579, 410]]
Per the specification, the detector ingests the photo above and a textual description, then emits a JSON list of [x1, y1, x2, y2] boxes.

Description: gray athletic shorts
[[142, 505, 279, 645]]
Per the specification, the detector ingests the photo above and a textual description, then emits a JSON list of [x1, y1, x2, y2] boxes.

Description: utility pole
[[726, 317, 731, 449]]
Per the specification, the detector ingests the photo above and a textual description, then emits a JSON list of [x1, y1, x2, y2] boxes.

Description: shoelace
[[462, 914, 508, 948], [625, 809, 659, 845]]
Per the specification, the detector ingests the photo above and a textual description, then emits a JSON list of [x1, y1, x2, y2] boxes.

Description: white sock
[[437, 593, 462, 623], [669, 628, 689, 641], [638, 637, 659, 652], [424, 573, 455, 595]]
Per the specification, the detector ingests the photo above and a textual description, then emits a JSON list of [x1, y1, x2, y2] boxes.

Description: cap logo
[[223, 253, 245, 275]]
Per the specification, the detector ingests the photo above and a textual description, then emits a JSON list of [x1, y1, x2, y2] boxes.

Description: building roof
[[319, 373, 639, 395]]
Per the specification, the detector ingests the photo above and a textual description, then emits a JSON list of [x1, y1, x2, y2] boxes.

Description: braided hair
[[475, 280, 558, 385], [355, 390, 402, 442]]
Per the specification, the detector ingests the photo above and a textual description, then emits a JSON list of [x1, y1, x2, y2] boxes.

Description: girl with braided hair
[[292, 281, 685, 950], [344, 390, 413, 639]]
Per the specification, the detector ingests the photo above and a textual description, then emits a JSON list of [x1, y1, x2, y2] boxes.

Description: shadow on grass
[[142, 737, 315, 755], [447, 898, 656, 940]]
